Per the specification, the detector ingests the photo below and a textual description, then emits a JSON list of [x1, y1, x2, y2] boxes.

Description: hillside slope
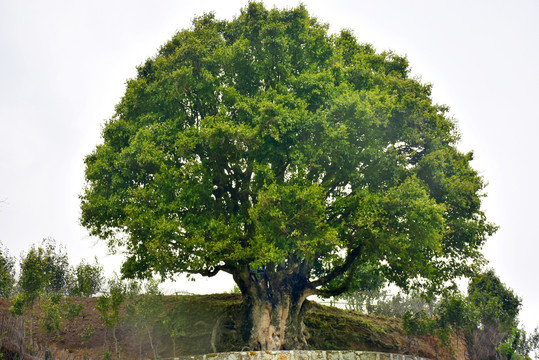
[[0, 294, 467, 360]]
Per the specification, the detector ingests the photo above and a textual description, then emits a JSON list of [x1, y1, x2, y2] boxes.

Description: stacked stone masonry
[[172, 350, 429, 360]]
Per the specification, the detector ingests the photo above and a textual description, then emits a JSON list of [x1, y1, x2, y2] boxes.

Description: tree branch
[[312, 263, 359, 298], [307, 244, 363, 290], [184, 263, 236, 277]]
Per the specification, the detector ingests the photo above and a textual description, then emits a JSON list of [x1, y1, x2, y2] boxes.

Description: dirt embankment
[[0, 295, 467, 360]]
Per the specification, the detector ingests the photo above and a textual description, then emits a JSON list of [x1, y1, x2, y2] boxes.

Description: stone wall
[[171, 350, 430, 360]]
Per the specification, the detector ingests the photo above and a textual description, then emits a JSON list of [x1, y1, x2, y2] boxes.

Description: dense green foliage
[[0, 242, 15, 298], [468, 269, 521, 333], [10, 239, 104, 307], [69, 258, 104, 297], [6, 238, 103, 346], [16, 239, 70, 308], [497, 327, 539, 360], [398, 269, 537, 360], [466, 270, 524, 360], [81, 2, 494, 300]]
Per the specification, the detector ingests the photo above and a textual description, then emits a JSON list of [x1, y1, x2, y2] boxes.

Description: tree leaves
[[81, 3, 494, 297]]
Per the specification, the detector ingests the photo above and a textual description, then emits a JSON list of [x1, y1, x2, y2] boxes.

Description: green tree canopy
[[81, 3, 495, 350]]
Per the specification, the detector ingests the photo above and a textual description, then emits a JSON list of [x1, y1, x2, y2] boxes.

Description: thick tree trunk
[[235, 268, 311, 350]]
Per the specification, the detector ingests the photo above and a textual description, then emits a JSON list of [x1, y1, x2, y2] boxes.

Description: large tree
[[81, 3, 495, 350]]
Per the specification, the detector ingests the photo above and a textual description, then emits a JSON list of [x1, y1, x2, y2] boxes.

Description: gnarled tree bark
[[234, 265, 313, 350]]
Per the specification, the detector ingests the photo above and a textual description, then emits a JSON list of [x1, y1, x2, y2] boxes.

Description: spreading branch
[[308, 244, 364, 291]]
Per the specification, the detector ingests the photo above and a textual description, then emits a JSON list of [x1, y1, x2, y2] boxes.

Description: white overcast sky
[[1, 0, 538, 331]]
